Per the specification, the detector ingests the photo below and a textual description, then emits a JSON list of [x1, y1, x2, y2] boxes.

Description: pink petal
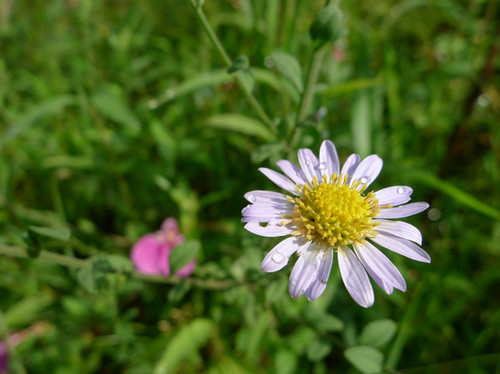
[[175, 259, 196, 277], [131, 234, 166, 276]]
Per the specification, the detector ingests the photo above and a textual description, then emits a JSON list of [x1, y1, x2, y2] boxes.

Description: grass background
[[0, 0, 499, 373]]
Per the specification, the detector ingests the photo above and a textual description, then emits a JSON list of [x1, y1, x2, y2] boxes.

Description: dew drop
[[247, 194, 256, 203], [360, 177, 369, 184], [397, 187, 406, 194], [272, 253, 285, 263], [317, 162, 327, 170]]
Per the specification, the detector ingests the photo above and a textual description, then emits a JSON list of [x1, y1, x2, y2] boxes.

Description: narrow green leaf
[[344, 346, 384, 374], [169, 240, 200, 274], [205, 114, 276, 141], [5, 295, 54, 327], [359, 319, 397, 348], [408, 170, 500, 220], [351, 90, 371, 157], [271, 51, 303, 93], [28, 226, 71, 241], [153, 319, 213, 374], [91, 87, 140, 131]]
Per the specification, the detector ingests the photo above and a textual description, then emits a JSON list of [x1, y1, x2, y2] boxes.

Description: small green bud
[[309, 4, 345, 49], [228, 54, 249, 73]]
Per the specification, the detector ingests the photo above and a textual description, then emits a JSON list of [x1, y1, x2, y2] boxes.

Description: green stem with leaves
[[188, 0, 272, 126], [291, 45, 327, 148], [0, 244, 234, 290]]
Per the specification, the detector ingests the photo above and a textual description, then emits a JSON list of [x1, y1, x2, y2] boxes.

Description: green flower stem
[[188, 0, 273, 126], [0, 244, 234, 290], [296, 46, 326, 125]]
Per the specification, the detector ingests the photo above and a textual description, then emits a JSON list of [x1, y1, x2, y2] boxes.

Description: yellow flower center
[[285, 174, 380, 247]]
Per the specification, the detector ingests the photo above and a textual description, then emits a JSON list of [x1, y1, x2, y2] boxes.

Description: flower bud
[[309, 4, 345, 49]]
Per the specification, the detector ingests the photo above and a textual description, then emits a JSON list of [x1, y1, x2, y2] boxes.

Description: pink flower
[[0, 341, 7, 374], [131, 218, 195, 277]]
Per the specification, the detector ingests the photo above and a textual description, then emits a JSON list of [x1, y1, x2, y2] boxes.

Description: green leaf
[[275, 348, 298, 374], [28, 226, 71, 241], [271, 51, 303, 93], [359, 319, 397, 348], [91, 86, 140, 132], [251, 142, 284, 164], [307, 339, 332, 362], [238, 70, 255, 92], [153, 318, 213, 374], [407, 170, 500, 220], [351, 90, 372, 157], [228, 54, 249, 73], [169, 240, 200, 274], [5, 294, 54, 327], [25, 226, 71, 258], [303, 303, 344, 332], [205, 114, 276, 141], [344, 346, 384, 374], [102, 254, 134, 272], [76, 268, 97, 293]]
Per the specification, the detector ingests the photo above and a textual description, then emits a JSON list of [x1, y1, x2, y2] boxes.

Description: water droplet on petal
[[317, 162, 327, 170], [306, 160, 311, 165], [397, 187, 406, 194], [360, 177, 369, 184], [247, 194, 256, 203], [272, 253, 285, 263]]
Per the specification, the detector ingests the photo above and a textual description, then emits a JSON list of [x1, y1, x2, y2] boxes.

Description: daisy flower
[[242, 140, 430, 307]]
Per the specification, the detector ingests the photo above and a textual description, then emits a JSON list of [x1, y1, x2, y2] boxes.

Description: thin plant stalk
[[0, 244, 234, 290], [291, 46, 327, 149], [188, 0, 273, 127]]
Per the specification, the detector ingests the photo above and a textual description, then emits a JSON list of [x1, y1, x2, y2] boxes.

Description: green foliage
[[0, 0, 499, 373]]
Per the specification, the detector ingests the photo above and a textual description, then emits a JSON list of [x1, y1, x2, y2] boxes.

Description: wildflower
[[242, 140, 430, 307], [0, 341, 6, 374], [131, 218, 195, 277]]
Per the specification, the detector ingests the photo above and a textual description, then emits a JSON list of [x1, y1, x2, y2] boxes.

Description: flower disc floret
[[287, 174, 380, 247]]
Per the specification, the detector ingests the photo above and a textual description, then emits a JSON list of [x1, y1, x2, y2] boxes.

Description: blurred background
[[0, 0, 499, 373]]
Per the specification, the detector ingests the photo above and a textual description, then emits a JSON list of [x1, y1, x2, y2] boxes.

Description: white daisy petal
[[276, 160, 307, 185], [305, 280, 327, 301], [370, 231, 431, 263], [244, 221, 293, 237], [340, 154, 361, 183], [350, 155, 383, 190], [374, 219, 422, 245], [338, 246, 374, 307], [241, 204, 291, 221], [298, 148, 321, 183], [296, 239, 313, 255], [354, 242, 406, 294], [259, 168, 298, 195], [289, 250, 320, 298], [304, 247, 333, 300], [377, 202, 429, 219], [244, 190, 290, 204], [375, 186, 413, 206], [261, 237, 302, 272], [319, 140, 340, 177]]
